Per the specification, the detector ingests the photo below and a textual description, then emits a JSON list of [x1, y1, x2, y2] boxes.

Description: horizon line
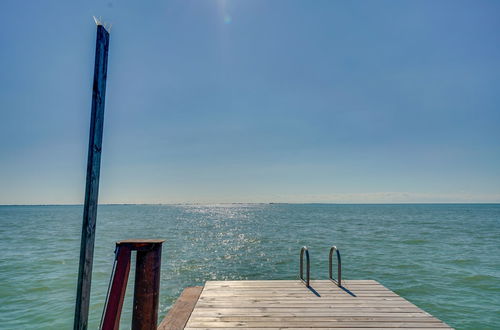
[[1, 202, 500, 206]]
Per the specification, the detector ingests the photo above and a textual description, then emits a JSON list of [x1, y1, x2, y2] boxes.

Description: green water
[[0, 204, 499, 329]]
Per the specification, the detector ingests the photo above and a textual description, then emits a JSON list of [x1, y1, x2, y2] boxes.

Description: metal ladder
[[299, 245, 342, 287], [329, 246, 341, 286], [299, 246, 310, 286]]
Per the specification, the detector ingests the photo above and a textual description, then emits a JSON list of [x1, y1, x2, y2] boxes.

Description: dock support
[[132, 243, 163, 330], [100, 246, 132, 330], [74, 23, 110, 330], [101, 240, 164, 330]]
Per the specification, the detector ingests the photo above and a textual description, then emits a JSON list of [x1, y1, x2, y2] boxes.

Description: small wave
[[462, 274, 498, 282], [401, 239, 428, 244], [393, 264, 419, 269], [457, 274, 500, 291], [446, 259, 476, 265], [396, 284, 434, 296]]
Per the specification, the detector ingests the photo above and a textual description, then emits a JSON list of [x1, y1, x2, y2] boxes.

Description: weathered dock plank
[[158, 286, 203, 330], [180, 280, 452, 329]]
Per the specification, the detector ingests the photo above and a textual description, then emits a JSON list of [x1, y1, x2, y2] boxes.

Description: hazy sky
[[1, 0, 499, 204]]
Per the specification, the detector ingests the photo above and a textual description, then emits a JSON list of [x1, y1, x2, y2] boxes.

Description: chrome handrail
[[329, 246, 341, 286], [299, 246, 310, 287]]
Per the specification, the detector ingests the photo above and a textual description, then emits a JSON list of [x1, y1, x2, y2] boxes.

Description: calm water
[[0, 204, 499, 329]]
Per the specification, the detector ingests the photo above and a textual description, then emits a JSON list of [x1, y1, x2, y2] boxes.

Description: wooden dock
[[159, 280, 452, 329]]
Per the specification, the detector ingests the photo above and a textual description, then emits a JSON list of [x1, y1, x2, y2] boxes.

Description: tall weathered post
[[74, 20, 110, 330]]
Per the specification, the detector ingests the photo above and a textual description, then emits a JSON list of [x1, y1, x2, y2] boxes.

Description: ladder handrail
[[299, 246, 310, 287], [329, 246, 341, 286]]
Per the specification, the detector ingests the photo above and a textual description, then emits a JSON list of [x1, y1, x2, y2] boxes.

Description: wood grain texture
[[183, 280, 452, 329], [158, 286, 204, 330]]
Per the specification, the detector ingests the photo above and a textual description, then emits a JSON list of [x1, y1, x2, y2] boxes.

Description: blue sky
[[1, 0, 499, 204]]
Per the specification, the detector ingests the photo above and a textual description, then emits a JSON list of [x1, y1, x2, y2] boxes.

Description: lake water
[[0, 204, 499, 329]]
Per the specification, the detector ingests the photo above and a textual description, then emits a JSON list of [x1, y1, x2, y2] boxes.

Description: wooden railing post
[[132, 243, 163, 330], [101, 239, 164, 330]]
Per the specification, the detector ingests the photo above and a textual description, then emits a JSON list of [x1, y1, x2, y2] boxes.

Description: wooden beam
[[74, 23, 110, 330], [100, 245, 132, 330], [158, 286, 204, 330], [100, 240, 164, 329], [132, 242, 163, 330]]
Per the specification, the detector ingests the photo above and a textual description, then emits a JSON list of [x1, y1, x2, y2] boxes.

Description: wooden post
[[101, 240, 164, 330], [132, 244, 163, 330], [74, 22, 110, 330]]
